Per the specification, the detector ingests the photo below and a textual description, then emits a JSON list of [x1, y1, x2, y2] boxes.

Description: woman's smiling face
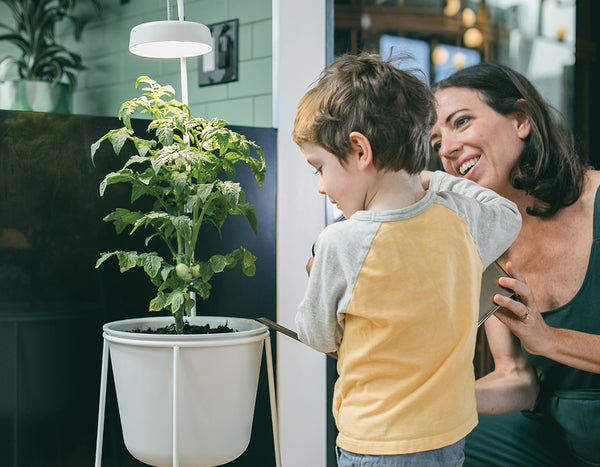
[[431, 87, 530, 196]]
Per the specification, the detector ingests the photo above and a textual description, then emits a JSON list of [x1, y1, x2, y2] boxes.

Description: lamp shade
[[129, 20, 213, 58]]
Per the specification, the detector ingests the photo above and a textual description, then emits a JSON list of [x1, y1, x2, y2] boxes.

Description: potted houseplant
[[0, 0, 100, 112], [92, 77, 270, 467]]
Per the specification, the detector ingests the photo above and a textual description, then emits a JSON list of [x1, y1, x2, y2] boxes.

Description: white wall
[[273, 0, 328, 465]]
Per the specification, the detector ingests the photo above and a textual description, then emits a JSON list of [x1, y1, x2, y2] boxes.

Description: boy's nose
[[317, 179, 326, 195]]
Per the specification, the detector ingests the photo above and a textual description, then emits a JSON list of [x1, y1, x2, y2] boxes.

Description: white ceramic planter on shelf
[[0, 80, 71, 113], [98, 316, 270, 467]]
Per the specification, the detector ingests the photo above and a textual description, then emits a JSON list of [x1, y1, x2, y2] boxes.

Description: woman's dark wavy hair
[[293, 52, 436, 174], [434, 62, 586, 217]]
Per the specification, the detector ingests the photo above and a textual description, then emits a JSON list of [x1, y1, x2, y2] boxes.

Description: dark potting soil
[[132, 321, 237, 335]]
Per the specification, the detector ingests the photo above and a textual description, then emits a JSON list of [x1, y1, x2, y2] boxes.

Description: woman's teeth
[[459, 157, 479, 175]]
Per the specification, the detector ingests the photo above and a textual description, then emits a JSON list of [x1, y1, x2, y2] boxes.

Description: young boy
[[292, 53, 522, 466]]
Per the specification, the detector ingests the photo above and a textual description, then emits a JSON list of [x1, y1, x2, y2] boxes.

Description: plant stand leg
[[265, 335, 282, 467], [173, 345, 180, 467], [94, 338, 110, 467], [13, 321, 19, 467]]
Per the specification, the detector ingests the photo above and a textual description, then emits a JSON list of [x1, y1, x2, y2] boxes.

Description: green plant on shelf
[[0, 0, 101, 90]]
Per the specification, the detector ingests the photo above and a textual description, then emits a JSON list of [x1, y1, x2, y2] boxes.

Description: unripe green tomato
[[190, 264, 201, 278], [175, 263, 192, 281]]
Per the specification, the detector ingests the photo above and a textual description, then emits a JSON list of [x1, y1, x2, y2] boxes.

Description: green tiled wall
[[0, 0, 273, 126]]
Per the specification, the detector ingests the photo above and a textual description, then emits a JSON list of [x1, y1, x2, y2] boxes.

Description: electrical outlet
[[198, 19, 238, 87]]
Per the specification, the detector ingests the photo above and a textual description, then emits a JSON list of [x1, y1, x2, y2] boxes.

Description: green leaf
[[119, 101, 137, 129], [142, 254, 162, 278], [242, 249, 257, 276], [235, 203, 258, 233], [138, 169, 155, 185], [172, 215, 192, 241], [209, 254, 226, 273], [172, 171, 188, 194], [161, 264, 175, 281], [108, 127, 131, 155], [95, 251, 118, 269], [103, 208, 144, 234], [152, 120, 175, 146], [222, 159, 235, 180], [197, 183, 214, 203], [192, 280, 211, 300], [149, 292, 168, 311], [99, 170, 138, 197], [171, 291, 185, 313], [117, 251, 139, 272], [104, 208, 143, 223], [198, 262, 214, 281], [219, 181, 241, 209], [214, 129, 231, 156], [224, 251, 239, 268], [130, 183, 148, 203], [152, 145, 179, 175], [132, 137, 155, 157], [130, 211, 168, 235], [144, 232, 160, 246], [180, 148, 200, 166], [90, 137, 104, 163], [123, 154, 150, 169], [185, 194, 200, 213]]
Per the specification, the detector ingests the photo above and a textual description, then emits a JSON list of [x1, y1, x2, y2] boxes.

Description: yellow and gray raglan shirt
[[296, 171, 521, 456]]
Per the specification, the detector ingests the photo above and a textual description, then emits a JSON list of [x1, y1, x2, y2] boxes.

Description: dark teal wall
[[0, 110, 277, 466]]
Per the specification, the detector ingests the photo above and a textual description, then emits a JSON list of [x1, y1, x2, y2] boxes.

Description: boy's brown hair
[[293, 52, 436, 173]]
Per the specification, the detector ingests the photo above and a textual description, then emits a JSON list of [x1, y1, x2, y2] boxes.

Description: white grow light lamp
[[128, 0, 213, 107], [129, 20, 213, 58]]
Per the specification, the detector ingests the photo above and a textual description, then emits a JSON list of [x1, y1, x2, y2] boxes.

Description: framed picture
[[198, 19, 239, 87]]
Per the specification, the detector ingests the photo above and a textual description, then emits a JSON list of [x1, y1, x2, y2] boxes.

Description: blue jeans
[[336, 439, 465, 467]]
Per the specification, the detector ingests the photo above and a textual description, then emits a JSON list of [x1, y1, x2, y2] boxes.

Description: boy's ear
[[348, 131, 373, 170]]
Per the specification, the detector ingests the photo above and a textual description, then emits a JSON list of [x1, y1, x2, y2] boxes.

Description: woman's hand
[[492, 261, 600, 373], [306, 255, 314, 276], [420, 170, 433, 190], [492, 262, 553, 356]]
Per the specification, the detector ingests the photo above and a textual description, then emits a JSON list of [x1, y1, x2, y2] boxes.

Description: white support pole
[[173, 345, 180, 467], [176, 0, 189, 106], [265, 335, 282, 467], [176, 0, 197, 318], [180, 57, 189, 107], [94, 338, 110, 467]]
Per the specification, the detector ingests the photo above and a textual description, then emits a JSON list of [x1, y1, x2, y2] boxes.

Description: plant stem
[[189, 192, 217, 255]]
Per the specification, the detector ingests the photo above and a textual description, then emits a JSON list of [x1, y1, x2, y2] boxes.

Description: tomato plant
[[91, 77, 265, 333]]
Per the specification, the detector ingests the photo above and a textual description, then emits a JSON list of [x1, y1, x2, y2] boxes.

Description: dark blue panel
[[0, 109, 278, 467]]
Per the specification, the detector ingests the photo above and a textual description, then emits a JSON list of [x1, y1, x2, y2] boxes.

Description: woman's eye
[[314, 167, 322, 175], [455, 116, 470, 128], [431, 141, 441, 153]]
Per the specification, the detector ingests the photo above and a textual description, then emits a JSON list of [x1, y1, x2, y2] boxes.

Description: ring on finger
[[518, 308, 530, 321]]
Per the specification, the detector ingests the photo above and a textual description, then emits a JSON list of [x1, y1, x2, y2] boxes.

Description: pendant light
[[128, 0, 213, 106], [129, 20, 212, 58]]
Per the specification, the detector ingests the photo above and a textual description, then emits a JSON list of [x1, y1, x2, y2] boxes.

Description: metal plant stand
[[94, 327, 281, 467]]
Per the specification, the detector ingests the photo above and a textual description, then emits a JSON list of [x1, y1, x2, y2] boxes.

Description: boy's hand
[[306, 256, 314, 276], [420, 170, 433, 190]]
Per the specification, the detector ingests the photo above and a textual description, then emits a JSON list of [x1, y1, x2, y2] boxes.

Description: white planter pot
[[0, 80, 71, 113], [102, 316, 269, 467]]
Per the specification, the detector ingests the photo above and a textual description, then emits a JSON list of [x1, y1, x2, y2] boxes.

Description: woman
[[431, 62, 600, 466]]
